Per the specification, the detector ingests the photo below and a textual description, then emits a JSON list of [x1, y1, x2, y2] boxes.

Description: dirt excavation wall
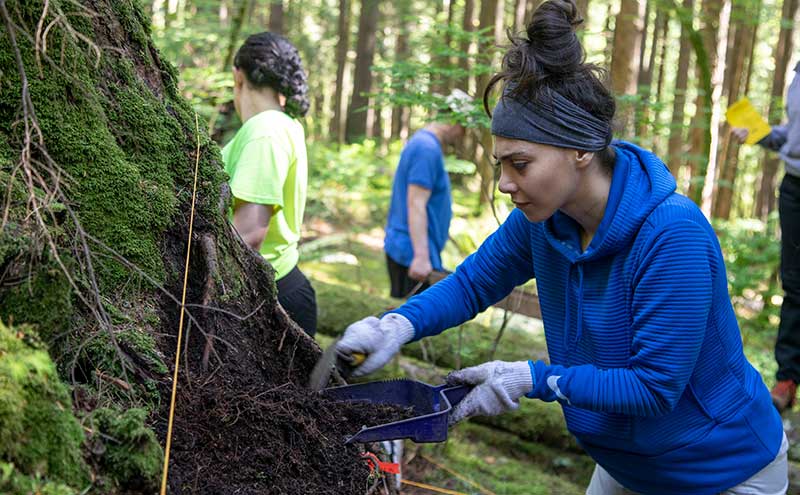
[[0, 1, 380, 493]]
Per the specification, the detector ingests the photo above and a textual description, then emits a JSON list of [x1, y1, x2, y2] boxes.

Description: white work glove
[[446, 360, 534, 424], [335, 313, 416, 377]]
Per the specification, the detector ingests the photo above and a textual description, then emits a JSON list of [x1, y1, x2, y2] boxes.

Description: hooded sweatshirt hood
[[544, 141, 677, 263]]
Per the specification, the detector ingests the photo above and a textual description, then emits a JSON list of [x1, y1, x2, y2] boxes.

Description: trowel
[[308, 338, 365, 391]]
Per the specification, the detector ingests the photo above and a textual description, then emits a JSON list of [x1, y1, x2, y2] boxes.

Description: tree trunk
[[756, 0, 799, 219], [712, 0, 760, 219], [576, 0, 590, 24], [330, 0, 350, 143], [636, 2, 662, 141], [515, 0, 528, 32], [345, 0, 380, 143], [391, 1, 412, 140], [686, 0, 724, 203], [0, 0, 369, 491], [652, 8, 670, 156], [459, 0, 476, 94], [475, 0, 505, 208], [269, 0, 284, 34], [666, 0, 693, 177], [222, 0, 250, 71], [610, 0, 646, 133]]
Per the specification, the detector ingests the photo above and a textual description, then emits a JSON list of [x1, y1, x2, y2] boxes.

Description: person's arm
[[407, 184, 432, 281], [392, 208, 535, 341], [526, 219, 714, 416], [757, 125, 788, 152], [232, 198, 274, 251]]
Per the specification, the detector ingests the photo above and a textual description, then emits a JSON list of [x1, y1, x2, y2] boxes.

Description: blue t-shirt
[[384, 130, 452, 270]]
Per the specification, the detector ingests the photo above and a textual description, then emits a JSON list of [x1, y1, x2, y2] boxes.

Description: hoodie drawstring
[[563, 263, 586, 352]]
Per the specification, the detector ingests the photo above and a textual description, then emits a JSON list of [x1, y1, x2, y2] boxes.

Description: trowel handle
[[440, 384, 472, 409]]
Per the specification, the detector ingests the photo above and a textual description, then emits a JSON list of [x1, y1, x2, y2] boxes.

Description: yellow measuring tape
[[401, 479, 468, 495], [160, 113, 202, 495], [419, 453, 497, 495]]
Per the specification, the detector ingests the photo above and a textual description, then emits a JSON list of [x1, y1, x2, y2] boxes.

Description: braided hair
[[234, 32, 310, 119]]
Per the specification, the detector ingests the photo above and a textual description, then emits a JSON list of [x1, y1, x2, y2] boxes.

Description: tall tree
[[712, 0, 760, 219], [475, 0, 506, 207], [666, 0, 694, 177], [755, 0, 799, 219], [576, 0, 590, 23], [610, 0, 646, 132], [459, 0, 476, 94], [330, 0, 350, 143], [687, 0, 725, 202], [391, 1, 412, 140], [269, 0, 284, 34], [222, 0, 250, 71], [515, 0, 528, 31], [345, 0, 380, 143]]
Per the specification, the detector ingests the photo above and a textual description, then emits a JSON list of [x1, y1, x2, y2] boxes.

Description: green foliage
[[0, 462, 75, 495], [305, 140, 399, 227], [373, 24, 494, 129], [715, 216, 781, 329], [0, 322, 89, 489], [86, 407, 163, 491]]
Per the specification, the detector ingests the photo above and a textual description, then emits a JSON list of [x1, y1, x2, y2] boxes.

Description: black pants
[[277, 266, 317, 337], [776, 174, 800, 382], [386, 254, 429, 299]]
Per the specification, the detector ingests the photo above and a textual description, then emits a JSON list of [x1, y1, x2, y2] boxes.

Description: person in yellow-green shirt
[[222, 32, 316, 336]]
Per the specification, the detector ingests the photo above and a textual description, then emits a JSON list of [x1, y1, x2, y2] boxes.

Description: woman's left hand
[[446, 360, 534, 424]]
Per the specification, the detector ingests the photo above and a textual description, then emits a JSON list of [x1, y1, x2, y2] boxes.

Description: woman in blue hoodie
[[336, 1, 787, 493]]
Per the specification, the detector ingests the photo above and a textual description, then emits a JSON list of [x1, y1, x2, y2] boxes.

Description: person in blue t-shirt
[[337, 1, 788, 493], [384, 90, 471, 298]]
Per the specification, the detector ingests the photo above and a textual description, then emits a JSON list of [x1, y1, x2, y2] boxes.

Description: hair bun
[[526, 0, 585, 76]]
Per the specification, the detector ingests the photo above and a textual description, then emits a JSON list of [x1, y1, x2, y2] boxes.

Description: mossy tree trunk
[[0, 1, 365, 493]]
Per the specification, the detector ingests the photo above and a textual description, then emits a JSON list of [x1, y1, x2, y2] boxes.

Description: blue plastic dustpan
[[322, 379, 471, 444]]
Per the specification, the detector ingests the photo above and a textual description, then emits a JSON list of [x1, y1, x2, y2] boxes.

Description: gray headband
[[491, 89, 612, 152]]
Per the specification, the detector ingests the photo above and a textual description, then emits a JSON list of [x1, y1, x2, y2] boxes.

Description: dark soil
[[153, 228, 410, 494]]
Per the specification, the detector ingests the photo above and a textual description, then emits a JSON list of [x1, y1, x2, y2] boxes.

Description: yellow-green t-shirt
[[222, 110, 308, 280]]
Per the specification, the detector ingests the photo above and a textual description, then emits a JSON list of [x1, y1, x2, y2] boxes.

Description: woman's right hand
[[731, 127, 750, 144], [336, 313, 416, 377]]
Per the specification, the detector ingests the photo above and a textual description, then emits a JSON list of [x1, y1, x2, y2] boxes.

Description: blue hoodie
[[392, 142, 783, 495]]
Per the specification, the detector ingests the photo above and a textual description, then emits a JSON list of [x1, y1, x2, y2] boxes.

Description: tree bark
[[459, 0, 476, 94], [222, 0, 249, 71], [391, 1, 412, 140], [666, 0, 693, 177], [330, 0, 350, 143], [345, 0, 380, 143], [687, 0, 724, 203], [269, 0, 284, 34], [475, 0, 505, 208], [756, 0, 799, 219], [712, 0, 760, 219], [610, 0, 646, 133]]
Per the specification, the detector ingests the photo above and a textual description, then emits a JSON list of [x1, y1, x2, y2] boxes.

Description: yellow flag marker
[[725, 97, 772, 144]]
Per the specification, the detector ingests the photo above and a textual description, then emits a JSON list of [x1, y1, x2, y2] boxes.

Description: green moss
[[0, 257, 74, 345], [0, 462, 75, 495], [0, 322, 89, 489], [86, 407, 162, 491], [83, 325, 167, 405]]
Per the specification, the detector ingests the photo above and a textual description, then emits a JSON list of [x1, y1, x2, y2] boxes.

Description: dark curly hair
[[484, 0, 616, 171], [234, 32, 310, 119]]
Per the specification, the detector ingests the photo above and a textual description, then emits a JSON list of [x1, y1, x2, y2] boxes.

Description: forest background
[[151, 0, 793, 374]]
